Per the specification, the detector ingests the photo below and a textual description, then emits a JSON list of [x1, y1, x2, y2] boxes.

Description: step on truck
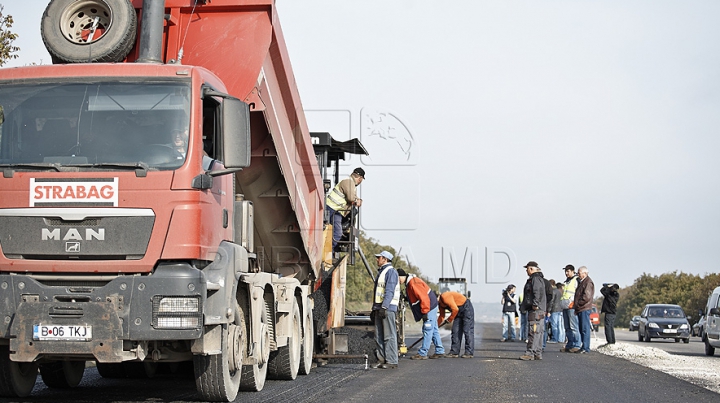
[[0, 0, 341, 400]]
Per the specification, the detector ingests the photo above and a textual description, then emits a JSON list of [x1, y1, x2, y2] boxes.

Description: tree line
[[344, 231, 436, 311], [599, 271, 720, 326]]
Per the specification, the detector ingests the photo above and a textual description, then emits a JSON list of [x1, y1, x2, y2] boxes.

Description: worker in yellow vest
[[325, 167, 364, 251]]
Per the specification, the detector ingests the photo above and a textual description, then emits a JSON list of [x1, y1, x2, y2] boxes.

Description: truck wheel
[[194, 303, 244, 402], [299, 306, 314, 375], [0, 345, 38, 397], [41, 0, 137, 63], [683, 338, 689, 344], [124, 361, 158, 379], [644, 331, 651, 342], [267, 302, 301, 380], [39, 361, 85, 388], [637, 329, 643, 342], [240, 298, 271, 392], [96, 362, 126, 378]]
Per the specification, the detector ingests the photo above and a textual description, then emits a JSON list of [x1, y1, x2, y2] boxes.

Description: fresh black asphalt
[[2, 322, 718, 402]]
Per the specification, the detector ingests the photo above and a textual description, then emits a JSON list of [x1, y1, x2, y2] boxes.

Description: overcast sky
[[5, 1, 720, 302]]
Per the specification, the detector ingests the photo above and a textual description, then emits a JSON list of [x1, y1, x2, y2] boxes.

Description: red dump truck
[[0, 0, 355, 400]]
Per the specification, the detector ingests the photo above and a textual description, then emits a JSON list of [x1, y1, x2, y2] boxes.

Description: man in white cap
[[371, 250, 400, 369]]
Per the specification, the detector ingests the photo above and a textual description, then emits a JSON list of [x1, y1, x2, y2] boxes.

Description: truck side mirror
[[221, 98, 251, 169]]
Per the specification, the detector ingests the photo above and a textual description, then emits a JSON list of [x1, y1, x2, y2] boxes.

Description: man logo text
[[42, 228, 105, 241]]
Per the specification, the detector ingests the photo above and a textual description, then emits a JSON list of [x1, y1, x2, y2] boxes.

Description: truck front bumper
[[0, 264, 206, 362]]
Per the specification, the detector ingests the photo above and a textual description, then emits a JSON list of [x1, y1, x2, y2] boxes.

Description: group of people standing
[[501, 262, 619, 361], [371, 250, 475, 369]]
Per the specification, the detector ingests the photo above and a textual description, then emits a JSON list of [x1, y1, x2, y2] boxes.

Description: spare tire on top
[[41, 0, 137, 64]]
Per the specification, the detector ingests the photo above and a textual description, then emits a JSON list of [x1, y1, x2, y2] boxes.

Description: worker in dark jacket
[[573, 266, 595, 353], [601, 283, 620, 344], [519, 261, 547, 361]]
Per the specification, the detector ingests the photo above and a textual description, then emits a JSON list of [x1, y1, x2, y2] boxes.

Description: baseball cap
[[563, 264, 575, 272], [352, 167, 365, 178], [375, 250, 393, 260], [396, 269, 407, 277]]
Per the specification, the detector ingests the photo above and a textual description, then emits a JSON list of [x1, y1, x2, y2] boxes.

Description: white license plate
[[33, 325, 92, 341], [662, 328, 677, 333]]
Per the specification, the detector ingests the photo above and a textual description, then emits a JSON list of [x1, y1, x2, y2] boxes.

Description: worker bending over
[[397, 269, 445, 359], [438, 291, 475, 358]]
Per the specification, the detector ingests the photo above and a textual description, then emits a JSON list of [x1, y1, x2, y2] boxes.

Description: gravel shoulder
[[591, 336, 720, 394]]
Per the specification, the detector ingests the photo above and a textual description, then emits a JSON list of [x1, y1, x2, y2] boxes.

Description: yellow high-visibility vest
[[374, 265, 400, 307], [561, 275, 579, 302], [326, 182, 349, 212]]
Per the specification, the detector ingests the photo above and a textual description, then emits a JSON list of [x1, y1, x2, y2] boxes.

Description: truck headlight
[[152, 296, 202, 329], [648, 322, 660, 328]]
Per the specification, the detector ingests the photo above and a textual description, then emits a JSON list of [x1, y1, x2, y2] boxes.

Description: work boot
[[410, 354, 428, 360], [446, 354, 459, 358], [429, 353, 445, 359], [534, 355, 542, 360], [519, 355, 534, 361], [371, 359, 386, 369], [569, 347, 581, 353], [379, 363, 398, 369], [461, 354, 473, 359]]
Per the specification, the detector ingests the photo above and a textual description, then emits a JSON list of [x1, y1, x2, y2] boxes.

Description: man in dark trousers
[[519, 261, 547, 361], [438, 290, 474, 358], [371, 251, 400, 369], [601, 283, 620, 344]]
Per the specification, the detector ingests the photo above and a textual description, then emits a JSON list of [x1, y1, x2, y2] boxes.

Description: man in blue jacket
[[372, 250, 400, 369]]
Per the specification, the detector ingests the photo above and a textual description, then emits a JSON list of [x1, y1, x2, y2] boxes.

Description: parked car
[[703, 286, 720, 356], [637, 304, 690, 343], [692, 316, 705, 337], [629, 315, 641, 331], [590, 305, 600, 332]]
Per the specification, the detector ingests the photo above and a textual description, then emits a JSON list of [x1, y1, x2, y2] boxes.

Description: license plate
[[662, 328, 677, 333], [33, 325, 92, 341]]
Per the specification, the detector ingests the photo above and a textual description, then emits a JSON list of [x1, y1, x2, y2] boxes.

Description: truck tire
[[0, 345, 38, 398], [194, 303, 244, 402], [240, 298, 271, 392], [124, 361, 158, 379], [298, 306, 314, 375], [96, 363, 126, 378], [39, 361, 85, 388], [41, 0, 137, 63], [267, 301, 301, 380]]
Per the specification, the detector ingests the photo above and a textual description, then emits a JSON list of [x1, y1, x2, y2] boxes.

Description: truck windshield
[[0, 81, 190, 170]]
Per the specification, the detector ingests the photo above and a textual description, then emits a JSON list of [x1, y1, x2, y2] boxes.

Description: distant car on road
[[590, 305, 600, 332], [637, 304, 690, 343], [692, 316, 705, 337], [629, 315, 641, 331], [703, 286, 720, 356]]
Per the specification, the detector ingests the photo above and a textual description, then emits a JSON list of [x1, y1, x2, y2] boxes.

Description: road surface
[[2, 323, 718, 402]]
